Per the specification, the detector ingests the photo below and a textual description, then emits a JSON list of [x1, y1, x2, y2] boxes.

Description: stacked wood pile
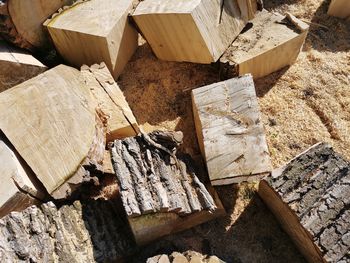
[[147, 251, 224, 263], [0, 0, 348, 262]]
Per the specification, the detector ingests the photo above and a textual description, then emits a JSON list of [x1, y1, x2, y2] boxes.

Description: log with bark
[[0, 40, 46, 92], [192, 74, 272, 185], [328, 0, 350, 19], [45, 0, 138, 79], [258, 143, 350, 263], [0, 200, 134, 262], [220, 9, 309, 79], [0, 63, 138, 200], [0, 0, 73, 51], [110, 130, 225, 245], [132, 0, 260, 64]]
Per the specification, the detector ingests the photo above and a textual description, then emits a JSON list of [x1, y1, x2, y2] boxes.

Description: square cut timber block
[[327, 0, 350, 19], [45, 0, 138, 79], [192, 74, 272, 185], [258, 143, 350, 263], [0, 40, 46, 92], [220, 9, 309, 79], [0, 135, 47, 218], [110, 131, 226, 245], [132, 0, 261, 64], [0, 63, 138, 200]]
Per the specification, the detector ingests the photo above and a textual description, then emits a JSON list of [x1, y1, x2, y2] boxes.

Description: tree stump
[[192, 74, 272, 185], [259, 143, 350, 263], [110, 131, 225, 245]]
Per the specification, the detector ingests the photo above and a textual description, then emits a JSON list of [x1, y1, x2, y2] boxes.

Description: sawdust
[[116, 0, 349, 261]]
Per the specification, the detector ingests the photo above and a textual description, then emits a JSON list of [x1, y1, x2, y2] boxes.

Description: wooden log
[[45, 0, 138, 79], [0, 135, 47, 218], [147, 251, 225, 263], [220, 10, 309, 79], [0, 200, 134, 262], [110, 131, 225, 245], [258, 143, 350, 263], [192, 74, 272, 185], [132, 0, 258, 63], [328, 0, 350, 19], [0, 0, 73, 50], [0, 63, 138, 199], [0, 40, 46, 92]]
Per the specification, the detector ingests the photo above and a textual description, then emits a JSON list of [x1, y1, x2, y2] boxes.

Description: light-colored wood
[[0, 41, 47, 92], [45, 0, 138, 79], [192, 74, 272, 185], [0, 136, 46, 218], [258, 143, 350, 263], [0, 0, 73, 50], [328, 0, 350, 19], [132, 0, 254, 63], [220, 10, 309, 79]]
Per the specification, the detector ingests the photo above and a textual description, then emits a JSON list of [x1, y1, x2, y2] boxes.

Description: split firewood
[[110, 131, 225, 245], [258, 143, 350, 263], [327, 0, 350, 19], [45, 0, 138, 79], [0, 0, 73, 50], [0, 40, 46, 92], [192, 74, 272, 185], [132, 0, 260, 64], [0, 200, 134, 262], [147, 251, 225, 263], [0, 63, 138, 200], [0, 135, 48, 218], [220, 9, 309, 79]]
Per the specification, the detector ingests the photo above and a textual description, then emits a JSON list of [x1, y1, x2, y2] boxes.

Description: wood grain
[[192, 74, 272, 185]]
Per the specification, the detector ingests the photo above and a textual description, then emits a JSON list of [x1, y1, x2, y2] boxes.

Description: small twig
[[300, 19, 329, 30]]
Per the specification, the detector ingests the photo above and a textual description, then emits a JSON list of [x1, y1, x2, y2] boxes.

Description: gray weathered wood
[[192, 74, 272, 185], [0, 200, 134, 262], [259, 143, 350, 263]]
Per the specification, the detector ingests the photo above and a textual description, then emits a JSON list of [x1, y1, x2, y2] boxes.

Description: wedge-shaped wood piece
[[327, 0, 350, 19], [110, 131, 225, 245], [220, 10, 309, 79], [0, 135, 47, 218], [0, 0, 73, 50], [259, 143, 350, 263], [0, 200, 135, 262], [45, 0, 138, 79], [0, 41, 46, 92], [0, 64, 138, 199], [132, 0, 255, 63], [192, 74, 272, 185]]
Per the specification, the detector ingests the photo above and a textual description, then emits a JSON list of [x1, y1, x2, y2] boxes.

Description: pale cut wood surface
[[0, 65, 98, 195], [0, 41, 47, 92], [110, 131, 225, 245], [0, 0, 73, 50], [259, 143, 350, 263], [192, 74, 272, 185], [133, 0, 249, 63], [327, 0, 350, 19], [220, 9, 309, 79], [45, 0, 138, 79], [81, 63, 139, 141]]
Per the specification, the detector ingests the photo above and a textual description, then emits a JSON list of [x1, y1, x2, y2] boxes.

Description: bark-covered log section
[[259, 143, 350, 263], [0, 200, 134, 262], [110, 131, 225, 245]]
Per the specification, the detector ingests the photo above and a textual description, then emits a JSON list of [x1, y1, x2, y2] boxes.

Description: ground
[[108, 0, 349, 262]]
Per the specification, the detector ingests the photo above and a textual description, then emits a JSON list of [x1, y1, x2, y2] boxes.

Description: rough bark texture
[[0, 200, 134, 262], [259, 143, 350, 263], [110, 131, 217, 218]]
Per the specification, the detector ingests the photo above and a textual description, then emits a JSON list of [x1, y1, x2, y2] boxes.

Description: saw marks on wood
[[0, 40, 46, 92], [132, 0, 250, 63], [259, 143, 350, 263], [192, 74, 272, 185], [0, 200, 134, 262], [110, 131, 225, 245], [220, 9, 309, 79], [45, 0, 138, 79]]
